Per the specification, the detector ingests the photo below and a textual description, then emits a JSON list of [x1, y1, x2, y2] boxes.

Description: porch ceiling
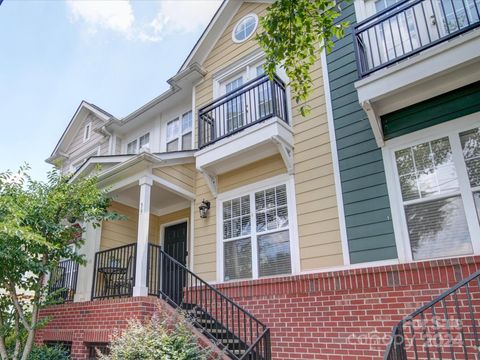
[[111, 183, 190, 216]]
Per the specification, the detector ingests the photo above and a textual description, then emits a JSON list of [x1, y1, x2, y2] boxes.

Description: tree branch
[[8, 283, 31, 332], [0, 311, 9, 360], [13, 313, 20, 360]]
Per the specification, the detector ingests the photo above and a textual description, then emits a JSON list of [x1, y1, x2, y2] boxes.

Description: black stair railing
[[91, 243, 137, 300], [148, 244, 271, 360], [353, 0, 480, 78], [48, 259, 79, 303], [384, 269, 480, 360], [198, 73, 288, 148]]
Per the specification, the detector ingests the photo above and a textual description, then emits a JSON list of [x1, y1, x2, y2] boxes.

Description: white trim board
[[321, 49, 350, 266]]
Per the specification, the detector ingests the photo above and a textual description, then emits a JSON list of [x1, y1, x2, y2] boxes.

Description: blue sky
[[0, 0, 221, 180]]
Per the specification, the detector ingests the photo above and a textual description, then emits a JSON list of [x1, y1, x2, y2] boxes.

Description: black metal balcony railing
[[354, 0, 480, 78], [91, 243, 137, 300], [48, 260, 79, 303], [198, 74, 288, 148], [384, 269, 480, 359]]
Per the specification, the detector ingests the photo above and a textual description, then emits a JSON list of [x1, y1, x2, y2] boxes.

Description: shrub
[[100, 310, 217, 360], [28, 345, 69, 360]]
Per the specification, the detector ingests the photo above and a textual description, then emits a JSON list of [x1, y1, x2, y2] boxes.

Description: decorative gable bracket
[[200, 169, 218, 197], [272, 135, 294, 175]]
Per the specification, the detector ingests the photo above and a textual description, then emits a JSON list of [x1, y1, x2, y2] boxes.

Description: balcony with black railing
[[196, 74, 293, 177], [48, 259, 79, 303], [354, 0, 480, 78]]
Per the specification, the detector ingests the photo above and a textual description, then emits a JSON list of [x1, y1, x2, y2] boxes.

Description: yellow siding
[[218, 155, 286, 193], [193, 173, 217, 281], [101, 202, 191, 251], [192, 1, 343, 277], [292, 59, 343, 270], [153, 164, 196, 194]]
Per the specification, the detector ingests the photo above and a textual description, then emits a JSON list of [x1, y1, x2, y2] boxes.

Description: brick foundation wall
[[215, 256, 480, 359], [35, 297, 158, 359], [36, 256, 480, 359]]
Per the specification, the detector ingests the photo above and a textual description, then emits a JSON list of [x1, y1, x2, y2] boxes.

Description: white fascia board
[[49, 101, 114, 162]]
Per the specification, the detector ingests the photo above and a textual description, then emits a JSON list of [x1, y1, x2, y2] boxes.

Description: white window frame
[[382, 112, 480, 262], [125, 132, 150, 154], [216, 174, 300, 283], [232, 13, 259, 44], [166, 111, 193, 152], [83, 122, 92, 143]]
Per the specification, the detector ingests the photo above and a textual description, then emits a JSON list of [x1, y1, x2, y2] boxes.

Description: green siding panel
[[382, 81, 480, 139], [326, 2, 397, 263]]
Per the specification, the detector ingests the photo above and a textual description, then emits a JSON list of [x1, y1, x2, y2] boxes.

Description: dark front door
[[162, 222, 188, 304]]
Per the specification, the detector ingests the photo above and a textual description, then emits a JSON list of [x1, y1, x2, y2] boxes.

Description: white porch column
[[74, 222, 102, 302], [133, 176, 152, 296]]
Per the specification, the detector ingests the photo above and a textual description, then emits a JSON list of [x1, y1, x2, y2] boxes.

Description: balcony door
[[371, 0, 422, 65], [223, 76, 245, 133]]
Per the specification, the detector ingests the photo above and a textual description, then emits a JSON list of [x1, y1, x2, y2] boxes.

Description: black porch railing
[[198, 74, 288, 148], [48, 260, 79, 303], [150, 245, 271, 360], [353, 0, 480, 78], [91, 243, 137, 300], [384, 269, 480, 359]]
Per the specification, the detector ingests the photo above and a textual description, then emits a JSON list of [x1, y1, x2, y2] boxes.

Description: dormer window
[[126, 133, 150, 154], [83, 122, 91, 142], [167, 111, 192, 152]]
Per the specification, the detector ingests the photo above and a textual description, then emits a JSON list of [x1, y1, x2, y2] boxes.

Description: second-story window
[[127, 133, 150, 154], [167, 111, 192, 151]]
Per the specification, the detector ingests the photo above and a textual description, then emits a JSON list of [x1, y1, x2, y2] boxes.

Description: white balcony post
[[74, 222, 101, 302], [133, 176, 152, 296]]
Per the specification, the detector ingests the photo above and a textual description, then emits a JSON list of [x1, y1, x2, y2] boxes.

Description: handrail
[[150, 244, 271, 359], [199, 74, 286, 113], [383, 269, 480, 359], [198, 73, 288, 148], [353, 0, 480, 78], [239, 328, 271, 360]]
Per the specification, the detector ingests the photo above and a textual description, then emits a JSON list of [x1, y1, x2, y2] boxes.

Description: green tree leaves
[[0, 166, 120, 360], [257, 0, 349, 116]]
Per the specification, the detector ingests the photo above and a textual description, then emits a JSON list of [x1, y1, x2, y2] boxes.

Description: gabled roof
[[179, 0, 272, 72], [47, 100, 115, 164], [69, 150, 196, 183]]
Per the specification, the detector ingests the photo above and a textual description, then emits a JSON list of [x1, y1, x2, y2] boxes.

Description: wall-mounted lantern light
[[199, 199, 211, 218]]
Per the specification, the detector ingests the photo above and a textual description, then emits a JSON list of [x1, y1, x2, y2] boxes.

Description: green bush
[[28, 345, 69, 360], [100, 311, 217, 360]]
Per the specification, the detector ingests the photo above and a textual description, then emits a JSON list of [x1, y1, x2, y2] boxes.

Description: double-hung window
[[167, 111, 192, 151], [221, 182, 292, 281], [126, 133, 150, 154], [388, 116, 480, 261]]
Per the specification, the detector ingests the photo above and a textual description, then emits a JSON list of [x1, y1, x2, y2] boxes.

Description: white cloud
[[66, 0, 135, 37], [156, 0, 222, 33], [66, 0, 222, 42]]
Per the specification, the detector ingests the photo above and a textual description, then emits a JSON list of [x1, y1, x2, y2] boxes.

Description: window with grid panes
[[390, 121, 480, 261], [222, 183, 292, 281]]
